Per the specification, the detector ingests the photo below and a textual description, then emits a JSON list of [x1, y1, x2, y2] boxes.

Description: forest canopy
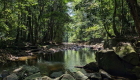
[[0, 0, 140, 46]]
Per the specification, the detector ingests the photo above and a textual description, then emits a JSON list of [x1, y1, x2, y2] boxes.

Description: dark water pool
[[0, 48, 95, 77]]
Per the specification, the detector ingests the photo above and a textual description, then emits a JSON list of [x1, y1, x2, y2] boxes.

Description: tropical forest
[[0, 0, 140, 80]]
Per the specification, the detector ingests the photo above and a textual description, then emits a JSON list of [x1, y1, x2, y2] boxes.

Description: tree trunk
[[104, 23, 115, 38], [113, 0, 120, 37], [15, 3, 20, 43], [27, 7, 31, 42], [31, 13, 34, 44], [127, 0, 140, 37], [50, 19, 54, 42]]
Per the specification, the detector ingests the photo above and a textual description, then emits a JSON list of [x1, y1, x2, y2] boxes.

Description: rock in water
[[99, 69, 112, 79], [83, 62, 99, 72], [50, 71, 63, 78], [86, 73, 101, 80], [17, 65, 40, 79], [3, 73, 18, 80], [55, 74, 75, 80], [73, 71, 88, 80], [95, 50, 136, 78], [42, 76, 52, 80], [24, 72, 41, 80], [1, 70, 9, 79]]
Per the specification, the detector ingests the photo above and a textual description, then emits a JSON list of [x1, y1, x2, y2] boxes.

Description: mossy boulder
[[95, 50, 135, 77], [17, 65, 40, 79], [113, 43, 140, 66]]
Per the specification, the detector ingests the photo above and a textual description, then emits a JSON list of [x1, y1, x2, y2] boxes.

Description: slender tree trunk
[[49, 17, 54, 42], [15, 3, 20, 43], [23, 13, 27, 41], [121, 0, 124, 35], [31, 13, 34, 44], [34, 16, 38, 44], [27, 7, 31, 42], [104, 23, 114, 38]]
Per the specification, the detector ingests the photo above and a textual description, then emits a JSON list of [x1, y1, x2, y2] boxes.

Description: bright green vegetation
[[0, 0, 73, 46], [0, 0, 140, 46], [67, 0, 139, 42]]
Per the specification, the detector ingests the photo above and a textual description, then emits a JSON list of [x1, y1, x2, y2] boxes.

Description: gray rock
[[24, 72, 41, 80], [1, 70, 9, 79], [17, 65, 40, 79], [50, 71, 63, 78], [42, 76, 52, 80], [86, 73, 101, 80], [99, 69, 111, 79], [73, 71, 88, 80], [55, 74, 75, 80], [3, 73, 18, 80], [22, 65, 40, 75]]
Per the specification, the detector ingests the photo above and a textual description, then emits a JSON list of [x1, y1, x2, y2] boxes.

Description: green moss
[[115, 45, 136, 58], [114, 44, 139, 65]]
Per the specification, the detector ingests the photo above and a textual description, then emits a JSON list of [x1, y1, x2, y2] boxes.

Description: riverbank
[[1, 40, 140, 79], [0, 42, 103, 63], [0, 46, 97, 80]]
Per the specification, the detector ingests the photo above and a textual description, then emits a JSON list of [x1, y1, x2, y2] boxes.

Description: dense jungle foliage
[[0, 0, 140, 47]]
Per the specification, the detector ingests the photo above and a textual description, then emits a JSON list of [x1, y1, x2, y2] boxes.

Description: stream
[[0, 48, 96, 77]]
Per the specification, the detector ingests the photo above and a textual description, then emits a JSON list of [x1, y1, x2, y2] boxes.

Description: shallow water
[[0, 48, 95, 77]]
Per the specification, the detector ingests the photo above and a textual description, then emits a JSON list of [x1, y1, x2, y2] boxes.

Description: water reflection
[[36, 48, 95, 75], [64, 48, 95, 73], [0, 48, 95, 76]]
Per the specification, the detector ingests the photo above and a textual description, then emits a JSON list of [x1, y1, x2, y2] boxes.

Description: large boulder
[[113, 42, 140, 66], [95, 50, 136, 78]]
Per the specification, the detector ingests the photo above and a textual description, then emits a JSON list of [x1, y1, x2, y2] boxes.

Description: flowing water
[[0, 48, 96, 77]]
